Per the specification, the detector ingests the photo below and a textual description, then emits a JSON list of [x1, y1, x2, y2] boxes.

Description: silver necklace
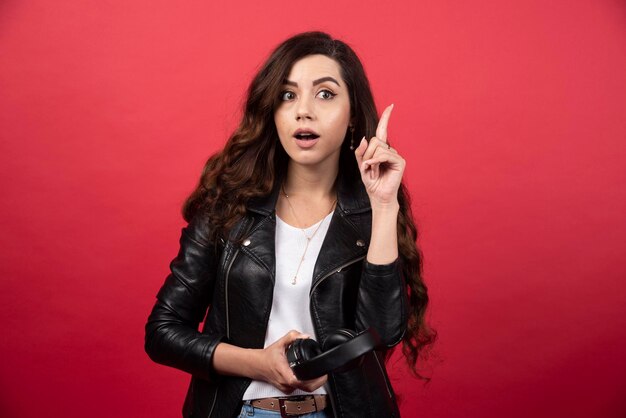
[[281, 184, 336, 285]]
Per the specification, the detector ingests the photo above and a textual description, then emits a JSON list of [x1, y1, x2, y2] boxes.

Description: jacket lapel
[[241, 182, 281, 284], [311, 209, 369, 286], [243, 173, 372, 288], [240, 215, 277, 284], [312, 173, 371, 286]]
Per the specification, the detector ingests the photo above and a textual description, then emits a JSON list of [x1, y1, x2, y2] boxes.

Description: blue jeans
[[238, 401, 330, 417]]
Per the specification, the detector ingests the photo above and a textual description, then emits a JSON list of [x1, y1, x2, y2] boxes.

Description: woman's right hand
[[254, 330, 328, 393]]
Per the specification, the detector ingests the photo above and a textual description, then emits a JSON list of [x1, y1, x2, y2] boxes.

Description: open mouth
[[294, 133, 320, 140]]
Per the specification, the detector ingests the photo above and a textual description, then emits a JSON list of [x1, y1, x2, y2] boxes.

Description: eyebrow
[[283, 76, 341, 87]]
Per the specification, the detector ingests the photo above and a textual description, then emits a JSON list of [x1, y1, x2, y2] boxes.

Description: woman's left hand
[[354, 104, 405, 208]]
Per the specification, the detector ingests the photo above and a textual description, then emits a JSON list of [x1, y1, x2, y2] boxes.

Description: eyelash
[[279, 89, 337, 101], [318, 89, 336, 100]]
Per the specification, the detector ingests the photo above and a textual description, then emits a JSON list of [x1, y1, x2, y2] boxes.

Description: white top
[[242, 211, 333, 400]]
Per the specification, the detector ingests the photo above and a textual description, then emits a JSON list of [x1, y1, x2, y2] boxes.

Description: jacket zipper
[[211, 241, 240, 417], [372, 351, 393, 398], [206, 387, 218, 418], [309, 254, 365, 418], [225, 218, 253, 339], [327, 375, 339, 418], [224, 249, 240, 339], [309, 255, 365, 297]]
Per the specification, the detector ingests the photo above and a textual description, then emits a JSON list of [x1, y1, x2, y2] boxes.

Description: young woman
[[145, 31, 436, 418]]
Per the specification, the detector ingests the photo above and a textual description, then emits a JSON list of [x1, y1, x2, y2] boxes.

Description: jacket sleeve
[[144, 212, 224, 382], [355, 258, 408, 348]]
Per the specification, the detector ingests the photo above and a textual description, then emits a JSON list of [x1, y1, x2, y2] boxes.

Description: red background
[[1, 1, 625, 417]]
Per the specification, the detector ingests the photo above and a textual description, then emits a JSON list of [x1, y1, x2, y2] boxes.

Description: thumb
[[282, 330, 310, 346]]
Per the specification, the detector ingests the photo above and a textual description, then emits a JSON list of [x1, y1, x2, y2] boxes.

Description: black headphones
[[286, 328, 381, 380]]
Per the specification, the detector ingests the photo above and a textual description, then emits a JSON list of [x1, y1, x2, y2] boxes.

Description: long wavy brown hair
[[183, 31, 437, 380]]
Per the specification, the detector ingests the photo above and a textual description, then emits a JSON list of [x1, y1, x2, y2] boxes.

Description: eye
[[317, 89, 336, 100], [280, 90, 296, 101]]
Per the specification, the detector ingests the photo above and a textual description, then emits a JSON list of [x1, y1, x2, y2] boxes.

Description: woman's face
[[274, 54, 351, 170]]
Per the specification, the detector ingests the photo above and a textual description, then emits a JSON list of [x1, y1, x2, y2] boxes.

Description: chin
[[289, 152, 341, 168]]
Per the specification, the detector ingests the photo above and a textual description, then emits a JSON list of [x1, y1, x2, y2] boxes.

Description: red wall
[[1, 1, 625, 417]]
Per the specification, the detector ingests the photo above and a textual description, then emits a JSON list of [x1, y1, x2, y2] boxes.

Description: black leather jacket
[[145, 174, 408, 418]]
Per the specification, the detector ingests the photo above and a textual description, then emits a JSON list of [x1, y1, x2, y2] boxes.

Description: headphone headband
[[288, 328, 381, 380]]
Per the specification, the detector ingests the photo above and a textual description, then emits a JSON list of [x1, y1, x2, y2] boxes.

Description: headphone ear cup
[[322, 328, 356, 351], [298, 338, 322, 361], [288, 328, 379, 380], [287, 338, 322, 369], [322, 329, 362, 373]]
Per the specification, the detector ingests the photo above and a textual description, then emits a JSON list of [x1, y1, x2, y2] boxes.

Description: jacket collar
[[247, 172, 371, 216]]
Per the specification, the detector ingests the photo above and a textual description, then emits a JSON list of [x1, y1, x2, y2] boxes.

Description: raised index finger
[[375, 104, 394, 142]]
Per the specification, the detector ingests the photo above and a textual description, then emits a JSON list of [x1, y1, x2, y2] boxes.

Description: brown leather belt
[[251, 395, 327, 416]]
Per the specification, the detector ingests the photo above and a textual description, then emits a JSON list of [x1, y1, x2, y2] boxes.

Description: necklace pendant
[[291, 276, 297, 285]]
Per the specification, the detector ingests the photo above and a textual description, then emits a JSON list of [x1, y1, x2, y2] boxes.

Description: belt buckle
[[277, 395, 318, 417], [278, 398, 290, 418]]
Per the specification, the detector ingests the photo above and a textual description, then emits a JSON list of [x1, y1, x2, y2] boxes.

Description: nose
[[295, 96, 315, 121]]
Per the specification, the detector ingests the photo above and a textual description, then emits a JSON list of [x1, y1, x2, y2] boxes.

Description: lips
[[293, 128, 320, 140]]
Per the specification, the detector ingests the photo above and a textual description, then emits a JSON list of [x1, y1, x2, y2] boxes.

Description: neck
[[283, 160, 339, 199]]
